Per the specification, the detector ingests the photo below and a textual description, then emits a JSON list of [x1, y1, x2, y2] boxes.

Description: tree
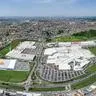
[[42, 31, 52, 42]]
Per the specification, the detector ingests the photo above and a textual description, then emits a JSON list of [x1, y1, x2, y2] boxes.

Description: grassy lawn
[[0, 83, 24, 91], [52, 29, 96, 42], [0, 70, 29, 83], [30, 87, 65, 92], [86, 64, 96, 74], [11, 40, 21, 49], [72, 74, 96, 89], [89, 47, 96, 55], [73, 63, 96, 80], [72, 30, 96, 39], [0, 40, 21, 57], [53, 35, 86, 42], [53, 36, 85, 42]]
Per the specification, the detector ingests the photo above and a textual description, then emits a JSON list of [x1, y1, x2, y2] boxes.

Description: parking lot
[[37, 64, 85, 82]]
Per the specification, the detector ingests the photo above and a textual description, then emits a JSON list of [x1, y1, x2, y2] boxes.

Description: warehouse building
[[0, 59, 16, 70], [6, 41, 36, 61]]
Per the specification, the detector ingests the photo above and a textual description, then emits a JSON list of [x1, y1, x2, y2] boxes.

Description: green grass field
[[72, 74, 96, 89], [0, 40, 21, 57], [72, 64, 96, 89], [86, 64, 96, 74], [0, 70, 29, 83], [74, 64, 96, 80], [89, 47, 96, 55], [53, 36, 87, 42], [0, 83, 24, 91], [53, 29, 96, 42]]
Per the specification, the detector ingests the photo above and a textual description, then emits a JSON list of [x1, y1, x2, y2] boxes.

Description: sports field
[[0, 70, 29, 83]]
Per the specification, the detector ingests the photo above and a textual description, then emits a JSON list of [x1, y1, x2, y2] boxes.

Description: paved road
[[31, 70, 96, 90], [24, 61, 37, 91], [24, 42, 44, 91]]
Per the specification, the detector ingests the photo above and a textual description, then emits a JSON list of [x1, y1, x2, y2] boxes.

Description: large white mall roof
[[44, 48, 57, 55], [45, 41, 95, 71]]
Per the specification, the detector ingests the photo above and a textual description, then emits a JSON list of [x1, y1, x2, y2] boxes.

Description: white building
[[45, 41, 95, 71], [0, 59, 16, 70], [16, 91, 41, 96], [6, 41, 36, 61]]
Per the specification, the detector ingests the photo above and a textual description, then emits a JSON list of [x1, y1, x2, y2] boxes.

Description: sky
[[0, 0, 96, 16]]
